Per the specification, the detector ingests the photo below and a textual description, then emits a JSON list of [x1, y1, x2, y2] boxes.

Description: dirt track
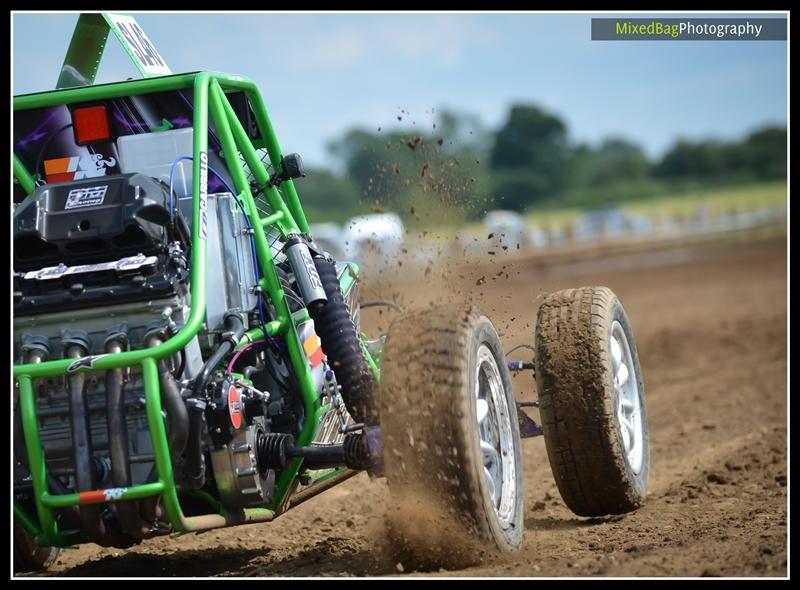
[[43, 237, 787, 577]]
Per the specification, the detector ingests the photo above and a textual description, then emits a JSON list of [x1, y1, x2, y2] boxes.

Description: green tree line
[[297, 104, 787, 225]]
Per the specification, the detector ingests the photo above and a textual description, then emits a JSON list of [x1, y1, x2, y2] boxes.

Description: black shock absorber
[[285, 237, 379, 426]]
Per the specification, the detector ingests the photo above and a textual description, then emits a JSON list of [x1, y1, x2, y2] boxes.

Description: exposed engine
[[13, 169, 342, 546]]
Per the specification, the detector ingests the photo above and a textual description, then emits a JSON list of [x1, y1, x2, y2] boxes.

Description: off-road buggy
[[12, 14, 649, 573]]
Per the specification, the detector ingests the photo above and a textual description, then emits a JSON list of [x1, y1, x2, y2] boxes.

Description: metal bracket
[[507, 359, 535, 374], [518, 400, 540, 408], [57, 13, 172, 90], [517, 405, 544, 438]]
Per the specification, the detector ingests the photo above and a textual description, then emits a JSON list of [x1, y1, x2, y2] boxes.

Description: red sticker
[[228, 385, 242, 429]]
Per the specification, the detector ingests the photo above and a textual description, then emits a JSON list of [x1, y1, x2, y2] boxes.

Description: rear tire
[[14, 523, 59, 574], [380, 306, 523, 569], [535, 286, 649, 517]]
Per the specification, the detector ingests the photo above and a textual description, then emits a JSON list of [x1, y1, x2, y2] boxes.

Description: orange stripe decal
[[79, 490, 106, 504], [44, 157, 73, 175], [303, 332, 325, 367], [309, 347, 325, 368], [44, 157, 79, 182], [303, 333, 321, 357], [47, 172, 75, 183]]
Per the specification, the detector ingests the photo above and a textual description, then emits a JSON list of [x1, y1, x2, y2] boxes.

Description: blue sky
[[13, 12, 787, 169]]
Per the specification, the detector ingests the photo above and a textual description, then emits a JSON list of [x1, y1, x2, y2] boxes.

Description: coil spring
[[343, 432, 370, 470], [255, 432, 294, 472]]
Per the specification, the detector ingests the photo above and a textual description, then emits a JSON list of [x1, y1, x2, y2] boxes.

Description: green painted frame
[[13, 71, 376, 547]]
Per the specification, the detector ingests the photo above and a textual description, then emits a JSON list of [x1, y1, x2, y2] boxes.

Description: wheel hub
[[475, 344, 516, 527], [610, 321, 644, 474]]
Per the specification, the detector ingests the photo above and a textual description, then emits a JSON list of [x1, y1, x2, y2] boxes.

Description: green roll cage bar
[[13, 71, 374, 547]]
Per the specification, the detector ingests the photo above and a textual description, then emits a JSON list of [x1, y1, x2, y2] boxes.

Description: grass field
[[522, 181, 787, 229]]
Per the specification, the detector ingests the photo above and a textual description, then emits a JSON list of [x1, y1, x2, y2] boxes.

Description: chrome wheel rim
[[475, 344, 516, 527], [610, 320, 644, 474]]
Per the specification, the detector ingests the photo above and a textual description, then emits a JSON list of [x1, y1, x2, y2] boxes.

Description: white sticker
[[74, 153, 116, 179], [105, 14, 172, 77], [299, 245, 324, 291], [24, 254, 158, 281], [104, 487, 128, 501], [199, 152, 208, 241], [65, 185, 108, 210]]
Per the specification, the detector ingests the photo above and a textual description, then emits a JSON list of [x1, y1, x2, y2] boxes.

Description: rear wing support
[[57, 12, 172, 90]]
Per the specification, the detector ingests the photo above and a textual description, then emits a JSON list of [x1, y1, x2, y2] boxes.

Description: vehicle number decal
[[105, 13, 172, 76]]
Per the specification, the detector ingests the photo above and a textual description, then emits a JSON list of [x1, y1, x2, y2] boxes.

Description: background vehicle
[[343, 212, 405, 261], [12, 13, 649, 574]]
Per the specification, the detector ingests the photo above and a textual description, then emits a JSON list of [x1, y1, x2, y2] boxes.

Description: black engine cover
[[14, 173, 173, 272]]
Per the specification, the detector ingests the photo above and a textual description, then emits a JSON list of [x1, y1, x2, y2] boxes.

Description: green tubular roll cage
[[13, 71, 377, 547]]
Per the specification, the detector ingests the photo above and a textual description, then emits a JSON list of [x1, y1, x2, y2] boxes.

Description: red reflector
[[73, 105, 111, 145]]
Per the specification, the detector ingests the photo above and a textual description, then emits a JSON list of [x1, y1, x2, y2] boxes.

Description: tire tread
[[535, 286, 647, 516]]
